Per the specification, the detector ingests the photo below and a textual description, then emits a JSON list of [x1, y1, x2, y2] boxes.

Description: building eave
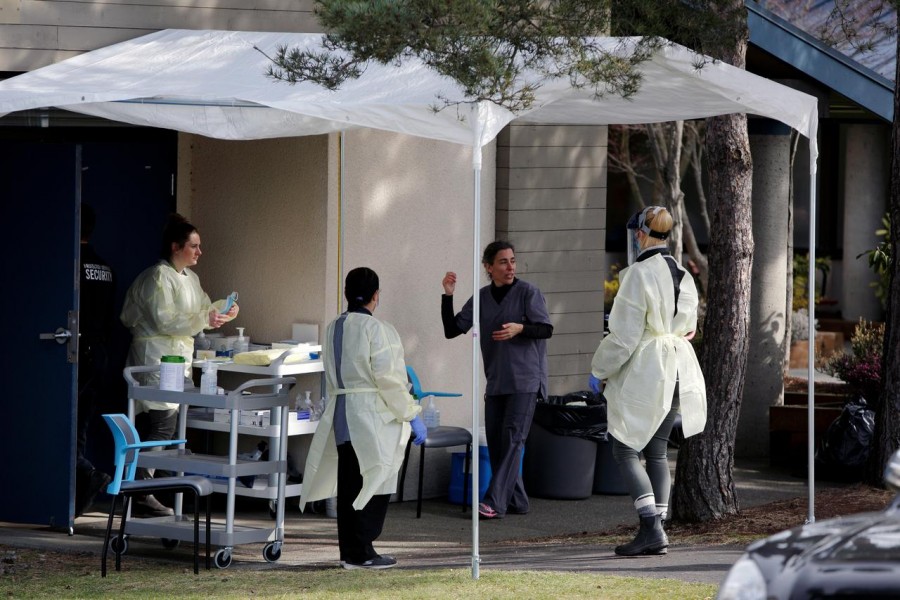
[[747, 0, 893, 122]]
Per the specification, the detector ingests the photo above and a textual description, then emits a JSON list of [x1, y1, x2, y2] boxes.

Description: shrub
[[822, 319, 884, 411], [857, 212, 891, 310], [603, 264, 620, 313]]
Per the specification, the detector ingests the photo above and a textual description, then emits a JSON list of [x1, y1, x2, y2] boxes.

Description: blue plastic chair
[[398, 366, 472, 518], [101, 414, 213, 576]]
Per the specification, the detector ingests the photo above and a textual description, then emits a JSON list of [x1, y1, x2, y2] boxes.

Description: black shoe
[[131, 494, 174, 518], [75, 469, 112, 517], [341, 555, 397, 570]]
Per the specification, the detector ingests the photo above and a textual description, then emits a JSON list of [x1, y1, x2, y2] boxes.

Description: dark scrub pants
[[336, 442, 391, 563], [483, 391, 537, 516]]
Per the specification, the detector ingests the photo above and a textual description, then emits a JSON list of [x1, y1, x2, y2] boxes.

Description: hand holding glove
[[588, 374, 603, 395], [410, 415, 427, 446]]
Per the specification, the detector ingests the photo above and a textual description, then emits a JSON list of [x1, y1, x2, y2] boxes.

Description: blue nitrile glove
[[588, 374, 602, 395], [410, 415, 427, 446]]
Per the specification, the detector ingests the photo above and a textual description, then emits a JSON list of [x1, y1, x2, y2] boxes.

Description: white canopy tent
[[0, 29, 820, 577]]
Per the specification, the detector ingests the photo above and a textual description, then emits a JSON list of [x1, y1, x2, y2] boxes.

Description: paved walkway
[[0, 458, 835, 587]]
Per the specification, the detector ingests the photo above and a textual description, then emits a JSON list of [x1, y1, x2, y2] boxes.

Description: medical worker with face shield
[[590, 206, 706, 556], [120, 213, 238, 517], [300, 267, 427, 570]]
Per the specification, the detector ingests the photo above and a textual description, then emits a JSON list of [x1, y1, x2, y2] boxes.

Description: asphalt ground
[[0, 457, 831, 587]]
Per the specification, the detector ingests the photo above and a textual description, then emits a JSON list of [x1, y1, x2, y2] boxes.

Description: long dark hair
[[344, 267, 380, 311], [160, 213, 198, 260]]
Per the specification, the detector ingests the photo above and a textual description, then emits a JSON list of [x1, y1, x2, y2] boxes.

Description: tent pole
[[337, 130, 345, 314], [807, 136, 817, 524], [471, 162, 482, 580]]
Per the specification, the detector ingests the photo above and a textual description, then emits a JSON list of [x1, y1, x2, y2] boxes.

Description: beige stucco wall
[[178, 133, 330, 348], [177, 128, 494, 498], [337, 128, 495, 427]]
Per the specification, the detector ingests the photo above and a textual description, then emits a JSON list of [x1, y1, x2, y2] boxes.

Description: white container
[[422, 397, 440, 428], [234, 327, 249, 354], [159, 355, 185, 392], [200, 363, 218, 395]]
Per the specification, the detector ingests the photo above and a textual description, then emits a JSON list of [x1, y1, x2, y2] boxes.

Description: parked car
[[717, 449, 900, 599]]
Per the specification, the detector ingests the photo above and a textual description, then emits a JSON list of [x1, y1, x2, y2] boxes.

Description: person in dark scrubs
[[441, 241, 553, 519]]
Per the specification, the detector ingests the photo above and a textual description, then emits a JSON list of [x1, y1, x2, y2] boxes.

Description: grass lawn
[[1, 546, 717, 599]]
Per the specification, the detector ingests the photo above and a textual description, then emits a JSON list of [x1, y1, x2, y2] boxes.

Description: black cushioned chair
[[398, 366, 472, 518]]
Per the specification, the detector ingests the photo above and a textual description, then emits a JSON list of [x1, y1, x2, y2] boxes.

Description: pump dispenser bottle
[[234, 327, 249, 354]]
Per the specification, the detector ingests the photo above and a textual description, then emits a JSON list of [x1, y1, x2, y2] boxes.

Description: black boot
[[615, 514, 668, 556]]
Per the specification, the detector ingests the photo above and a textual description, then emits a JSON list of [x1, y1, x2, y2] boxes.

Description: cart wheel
[[161, 538, 180, 550], [263, 542, 282, 563], [268, 500, 277, 519], [214, 548, 233, 569], [109, 536, 129, 556]]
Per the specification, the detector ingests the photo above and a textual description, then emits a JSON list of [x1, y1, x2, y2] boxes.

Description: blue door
[[0, 131, 176, 530], [0, 142, 79, 529]]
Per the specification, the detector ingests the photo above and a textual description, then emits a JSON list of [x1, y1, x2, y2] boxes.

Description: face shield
[[626, 206, 669, 265]]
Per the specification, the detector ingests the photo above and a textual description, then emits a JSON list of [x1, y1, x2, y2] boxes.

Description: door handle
[[39, 328, 72, 345]]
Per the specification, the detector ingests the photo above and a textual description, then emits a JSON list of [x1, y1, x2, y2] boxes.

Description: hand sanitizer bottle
[[234, 327, 249, 354], [200, 362, 218, 395]]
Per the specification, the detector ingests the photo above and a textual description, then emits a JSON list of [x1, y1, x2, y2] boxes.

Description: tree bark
[[866, 20, 900, 485], [646, 121, 685, 262], [671, 16, 753, 522]]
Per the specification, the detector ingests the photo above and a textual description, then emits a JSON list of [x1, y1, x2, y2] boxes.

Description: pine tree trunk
[[865, 25, 900, 485], [671, 17, 753, 521]]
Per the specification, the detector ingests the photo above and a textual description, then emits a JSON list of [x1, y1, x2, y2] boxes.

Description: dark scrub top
[[443, 278, 552, 397]]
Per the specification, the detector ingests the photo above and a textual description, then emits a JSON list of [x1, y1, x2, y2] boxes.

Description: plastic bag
[[533, 391, 608, 442], [814, 398, 875, 482]]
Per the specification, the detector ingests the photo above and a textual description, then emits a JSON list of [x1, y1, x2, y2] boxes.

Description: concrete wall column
[[841, 124, 888, 322], [739, 122, 791, 458]]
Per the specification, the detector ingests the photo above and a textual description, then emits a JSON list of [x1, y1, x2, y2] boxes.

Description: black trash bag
[[814, 398, 875, 482], [533, 391, 608, 443]]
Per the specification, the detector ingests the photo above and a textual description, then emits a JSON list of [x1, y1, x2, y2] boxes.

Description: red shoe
[[478, 502, 500, 519]]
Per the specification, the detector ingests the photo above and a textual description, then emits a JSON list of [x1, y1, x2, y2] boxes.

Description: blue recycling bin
[[448, 445, 526, 505], [448, 446, 491, 505]]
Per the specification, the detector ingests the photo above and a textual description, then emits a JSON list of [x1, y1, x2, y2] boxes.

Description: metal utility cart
[[190, 347, 324, 513], [123, 365, 295, 569]]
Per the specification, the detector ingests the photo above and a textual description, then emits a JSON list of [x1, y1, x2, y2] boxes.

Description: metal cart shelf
[[124, 365, 295, 568], [189, 347, 325, 509]]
